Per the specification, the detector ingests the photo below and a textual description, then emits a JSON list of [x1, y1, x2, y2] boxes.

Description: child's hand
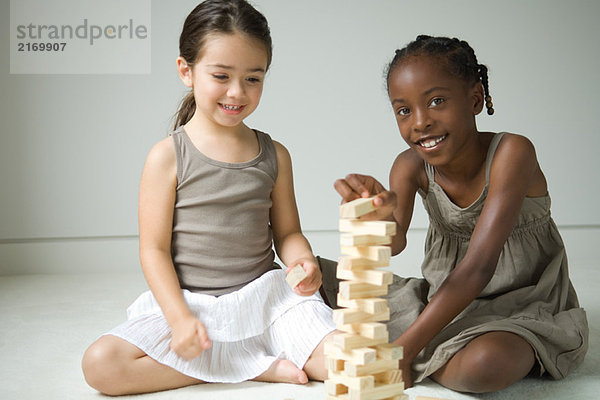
[[287, 258, 322, 296], [170, 315, 212, 360], [398, 356, 414, 389], [334, 174, 397, 221]]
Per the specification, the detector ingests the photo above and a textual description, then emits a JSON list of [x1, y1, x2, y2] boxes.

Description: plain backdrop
[[1, 0, 599, 273]]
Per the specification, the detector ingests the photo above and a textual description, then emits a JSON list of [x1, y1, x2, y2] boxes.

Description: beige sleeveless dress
[[383, 132, 589, 382]]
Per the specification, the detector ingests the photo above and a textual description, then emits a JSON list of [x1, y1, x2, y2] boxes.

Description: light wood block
[[373, 369, 403, 384], [339, 219, 396, 236], [335, 322, 388, 339], [333, 307, 390, 326], [340, 197, 377, 219], [325, 379, 349, 395], [339, 281, 389, 299], [285, 264, 306, 288], [336, 298, 388, 314], [328, 371, 375, 390], [337, 267, 393, 286], [344, 358, 399, 377], [341, 246, 391, 262], [324, 342, 377, 365], [338, 255, 389, 270], [334, 332, 389, 350], [325, 357, 346, 372], [348, 382, 404, 400], [340, 233, 392, 246], [375, 343, 403, 360]]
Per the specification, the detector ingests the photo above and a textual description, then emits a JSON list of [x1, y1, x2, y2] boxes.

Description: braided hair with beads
[[386, 35, 494, 115]]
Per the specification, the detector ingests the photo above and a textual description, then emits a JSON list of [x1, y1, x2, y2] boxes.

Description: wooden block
[[344, 358, 399, 377], [341, 233, 392, 246], [333, 332, 389, 350], [324, 342, 377, 365], [373, 369, 402, 384], [338, 255, 389, 270], [341, 246, 391, 262], [333, 307, 390, 326], [336, 321, 388, 338], [348, 382, 404, 400], [375, 343, 403, 360], [325, 357, 346, 372], [340, 197, 377, 219], [285, 264, 306, 288], [339, 281, 388, 299], [337, 267, 393, 286], [336, 298, 388, 314], [328, 371, 375, 390], [325, 379, 349, 395], [339, 219, 396, 236]]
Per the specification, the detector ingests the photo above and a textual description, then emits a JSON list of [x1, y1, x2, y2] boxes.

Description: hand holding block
[[340, 197, 376, 218], [285, 264, 307, 289]]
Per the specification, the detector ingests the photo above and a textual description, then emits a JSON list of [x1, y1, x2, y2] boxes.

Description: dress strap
[[485, 132, 506, 182], [424, 160, 435, 181]]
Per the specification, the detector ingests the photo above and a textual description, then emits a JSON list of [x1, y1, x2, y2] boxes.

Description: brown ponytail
[[173, 91, 197, 130]]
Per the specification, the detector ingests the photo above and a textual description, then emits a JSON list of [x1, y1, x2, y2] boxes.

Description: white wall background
[[1, 0, 599, 275]]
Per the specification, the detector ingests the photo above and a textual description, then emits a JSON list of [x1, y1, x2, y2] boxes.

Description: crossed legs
[[82, 331, 335, 396]]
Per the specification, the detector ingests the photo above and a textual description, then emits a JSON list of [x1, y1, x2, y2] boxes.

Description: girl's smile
[[418, 134, 448, 150], [219, 103, 246, 114]]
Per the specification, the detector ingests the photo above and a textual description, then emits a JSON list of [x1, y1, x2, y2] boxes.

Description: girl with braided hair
[[331, 35, 588, 393]]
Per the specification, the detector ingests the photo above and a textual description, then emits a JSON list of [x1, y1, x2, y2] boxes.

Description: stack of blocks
[[324, 197, 406, 400]]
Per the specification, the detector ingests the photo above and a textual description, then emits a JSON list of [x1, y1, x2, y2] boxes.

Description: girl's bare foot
[[253, 359, 308, 384]]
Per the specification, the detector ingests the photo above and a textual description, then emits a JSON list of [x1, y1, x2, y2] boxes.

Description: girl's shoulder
[[489, 132, 547, 197], [143, 136, 177, 178], [493, 132, 536, 153], [390, 148, 428, 192]]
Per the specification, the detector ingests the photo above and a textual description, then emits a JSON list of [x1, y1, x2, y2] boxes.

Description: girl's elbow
[[391, 235, 407, 256]]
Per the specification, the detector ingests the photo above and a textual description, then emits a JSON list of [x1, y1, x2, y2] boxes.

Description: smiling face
[[178, 32, 269, 129], [388, 55, 484, 166]]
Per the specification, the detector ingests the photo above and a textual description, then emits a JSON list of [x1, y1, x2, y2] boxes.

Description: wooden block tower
[[324, 197, 407, 400]]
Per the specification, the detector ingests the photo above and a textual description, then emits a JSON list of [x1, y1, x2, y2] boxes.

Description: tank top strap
[[424, 160, 435, 181], [485, 132, 506, 182], [254, 130, 278, 182]]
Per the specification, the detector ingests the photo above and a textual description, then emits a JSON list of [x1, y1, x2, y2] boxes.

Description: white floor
[[1, 228, 598, 400]]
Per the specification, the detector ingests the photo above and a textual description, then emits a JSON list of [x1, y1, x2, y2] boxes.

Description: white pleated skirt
[[105, 269, 335, 383]]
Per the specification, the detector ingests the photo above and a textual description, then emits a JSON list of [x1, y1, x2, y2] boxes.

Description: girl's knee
[[448, 332, 535, 393], [82, 336, 131, 395]]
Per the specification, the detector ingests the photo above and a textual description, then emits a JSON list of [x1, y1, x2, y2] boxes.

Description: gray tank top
[[170, 126, 279, 296]]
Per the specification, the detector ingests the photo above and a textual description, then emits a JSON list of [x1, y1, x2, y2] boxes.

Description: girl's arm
[[393, 134, 544, 380], [138, 137, 210, 359], [269, 141, 321, 296], [388, 149, 425, 255]]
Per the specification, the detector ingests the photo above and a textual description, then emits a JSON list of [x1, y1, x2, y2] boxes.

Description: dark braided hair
[[386, 35, 494, 115], [174, 0, 273, 129]]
